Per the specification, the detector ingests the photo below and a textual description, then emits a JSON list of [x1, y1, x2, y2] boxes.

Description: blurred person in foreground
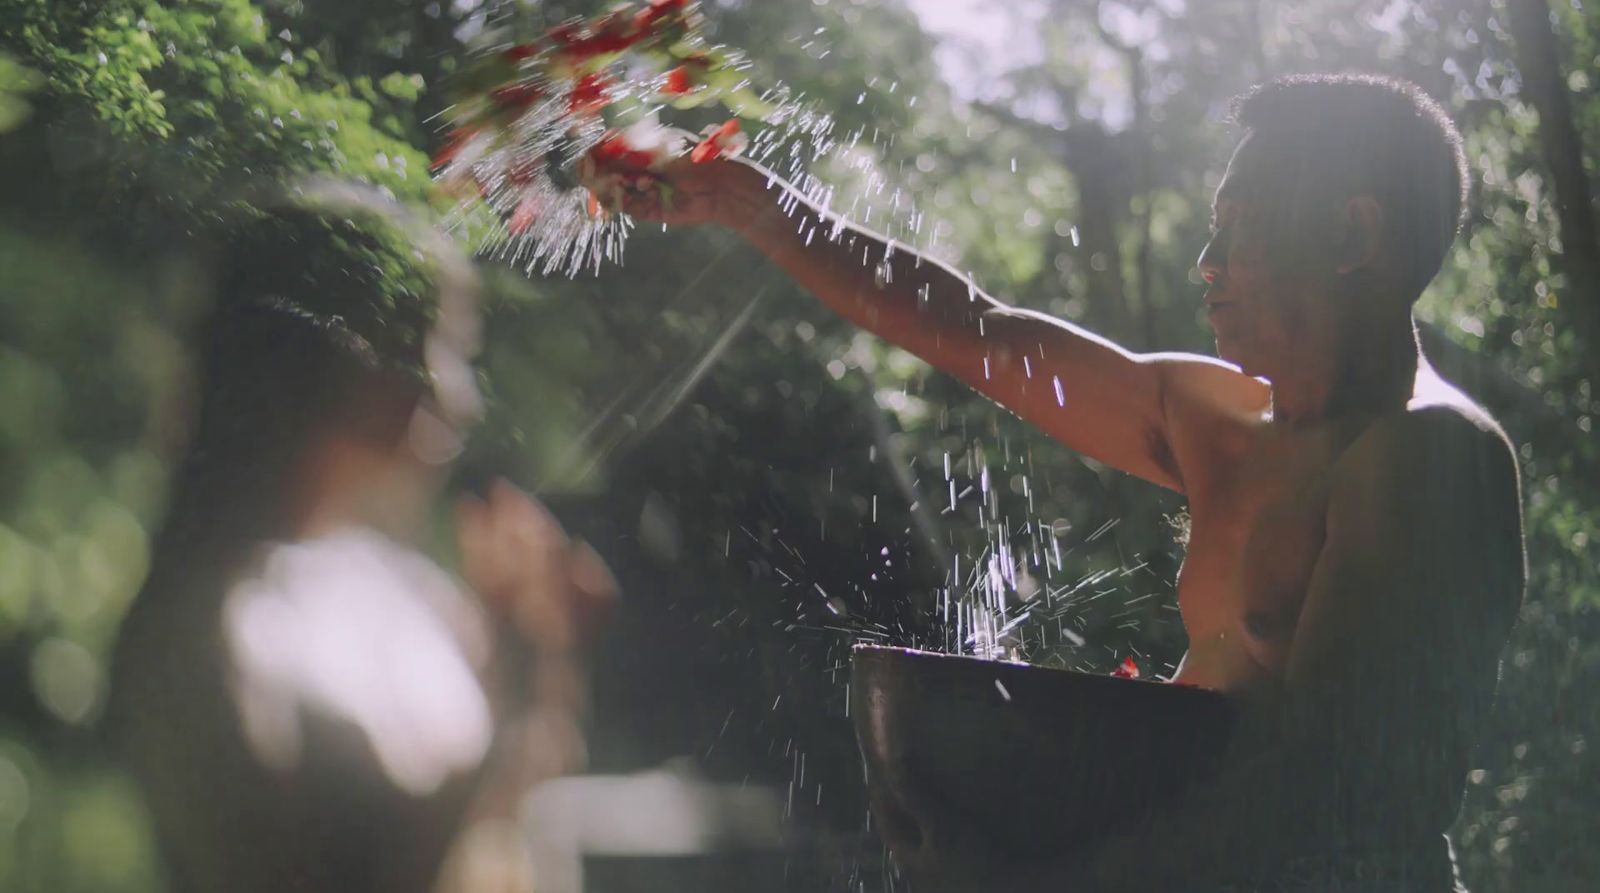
[[108, 188, 615, 893], [614, 75, 1524, 890]]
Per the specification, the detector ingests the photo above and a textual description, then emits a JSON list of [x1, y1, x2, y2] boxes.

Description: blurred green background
[[1, 0, 1597, 890]]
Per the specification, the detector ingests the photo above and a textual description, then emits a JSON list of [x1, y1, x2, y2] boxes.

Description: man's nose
[[1196, 236, 1223, 286]]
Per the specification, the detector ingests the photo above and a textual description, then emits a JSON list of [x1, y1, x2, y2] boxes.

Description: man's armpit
[[1151, 355, 1270, 486], [1144, 422, 1185, 492]]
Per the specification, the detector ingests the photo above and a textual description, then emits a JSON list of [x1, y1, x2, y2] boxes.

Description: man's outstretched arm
[[624, 155, 1269, 494]]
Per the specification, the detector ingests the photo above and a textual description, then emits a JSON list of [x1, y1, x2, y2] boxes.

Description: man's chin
[[1215, 340, 1263, 376], [1213, 337, 1240, 365]]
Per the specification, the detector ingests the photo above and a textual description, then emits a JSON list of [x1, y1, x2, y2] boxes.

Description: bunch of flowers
[[433, 0, 772, 276]]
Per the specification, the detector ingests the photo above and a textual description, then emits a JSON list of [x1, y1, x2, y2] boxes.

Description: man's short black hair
[[1229, 74, 1470, 300], [169, 204, 440, 532], [196, 203, 439, 452], [211, 204, 437, 376], [197, 297, 424, 453]]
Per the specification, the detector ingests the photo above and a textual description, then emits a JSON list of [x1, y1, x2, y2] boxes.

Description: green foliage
[[0, 0, 432, 220], [0, 55, 42, 131]]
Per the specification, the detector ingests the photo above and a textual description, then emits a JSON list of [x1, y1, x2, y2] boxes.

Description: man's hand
[[599, 134, 775, 231], [457, 480, 617, 654]]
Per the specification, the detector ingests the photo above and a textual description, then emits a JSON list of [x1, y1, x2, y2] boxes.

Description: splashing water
[[439, 95, 627, 278]]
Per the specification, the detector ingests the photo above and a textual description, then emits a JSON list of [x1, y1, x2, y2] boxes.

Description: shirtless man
[[620, 75, 1525, 889]]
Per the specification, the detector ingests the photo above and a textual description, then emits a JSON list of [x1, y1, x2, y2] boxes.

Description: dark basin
[[850, 645, 1235, 862]]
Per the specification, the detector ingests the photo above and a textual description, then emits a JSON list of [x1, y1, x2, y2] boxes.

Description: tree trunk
[[975, 100, 1138, 340], [1507, 0, 1600, 389], [1061, 123, 1139, 341], [1093, 2, 1159, 348]]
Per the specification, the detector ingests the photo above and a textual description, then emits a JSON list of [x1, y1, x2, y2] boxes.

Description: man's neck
[[1270, 316, 1419, 428], [286, 440, 389, 541]]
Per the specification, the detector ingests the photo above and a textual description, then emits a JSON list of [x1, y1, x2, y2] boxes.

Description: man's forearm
[[718, 162, 999, 362]]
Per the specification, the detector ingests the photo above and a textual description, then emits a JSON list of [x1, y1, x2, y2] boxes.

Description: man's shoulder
[[1404, 368, 1512, 443], [1318, 389, 1525, 621], [1340, 383, 1516, 489], [1327, 385, 1523, 584]]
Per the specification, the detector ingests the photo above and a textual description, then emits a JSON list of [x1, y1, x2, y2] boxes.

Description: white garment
[[222, 527, 493, 796]]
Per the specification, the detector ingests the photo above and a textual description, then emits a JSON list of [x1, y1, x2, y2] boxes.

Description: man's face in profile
[[1197, 133, 1346, 380]]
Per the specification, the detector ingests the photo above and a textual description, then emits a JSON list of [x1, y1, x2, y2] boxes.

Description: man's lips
[[1201, 286, 1234, 323]]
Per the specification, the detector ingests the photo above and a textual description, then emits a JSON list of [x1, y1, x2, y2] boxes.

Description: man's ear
[[1336, 195, 1384, 275]]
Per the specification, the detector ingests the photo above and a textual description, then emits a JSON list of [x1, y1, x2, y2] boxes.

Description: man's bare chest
[[1175, 424, 1356, 679]]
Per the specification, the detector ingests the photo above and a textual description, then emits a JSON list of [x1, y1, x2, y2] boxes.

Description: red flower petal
[[509, 194, 539, 235], [507, 156, 540, 186], [557, 10, 645, 59], [690, 119, 742, 164], [593, 33, 642, 54], [662, 66, 693, 96], [1112, 656, 1141, 679], [637, 0, 689, 29], [690, 138, 721, 164], [568, 73, 612, 115], [430, 129, 474, 170], [501, 43, 541, 61], [490, 83, 543, 108], [549, 17, 643, 62], [591, 133, 659, 171]]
